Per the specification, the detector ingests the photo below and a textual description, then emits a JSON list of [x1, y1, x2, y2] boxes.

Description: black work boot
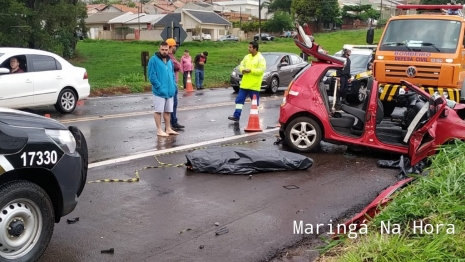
[[228, 116, 239, 122], [172, 123, 185, 130]]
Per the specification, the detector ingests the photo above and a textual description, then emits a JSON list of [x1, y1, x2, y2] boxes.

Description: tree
[[320, 0, 341, 26], [341, 4, 380, 21], [0, 0, 87, 58], [263, 11, 293, 32], [291, 0, 340, 31], [264, 0, 292, 14]]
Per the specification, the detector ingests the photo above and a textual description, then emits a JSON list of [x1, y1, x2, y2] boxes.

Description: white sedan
[[0, 47, 90, 113]]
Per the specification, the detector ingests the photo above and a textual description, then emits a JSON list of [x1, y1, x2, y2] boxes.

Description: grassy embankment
[[70, 28, 383, 96], [317, 140, 465, 261]]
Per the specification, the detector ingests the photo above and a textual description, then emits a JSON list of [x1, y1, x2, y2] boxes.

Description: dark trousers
[[339, 76, 349, 101], [182, 71, 191, 89], [171, 88, 178, 125], [195, 69, 204, 88], [233, 88, 260, 119]]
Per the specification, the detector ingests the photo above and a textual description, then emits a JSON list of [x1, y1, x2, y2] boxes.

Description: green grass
[[319, 140, 465, 262], [70, 28, 383, 93]]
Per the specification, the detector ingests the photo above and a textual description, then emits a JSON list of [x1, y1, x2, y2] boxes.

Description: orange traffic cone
[[244, 94, 262, 132], [185, 72, 194, 92]]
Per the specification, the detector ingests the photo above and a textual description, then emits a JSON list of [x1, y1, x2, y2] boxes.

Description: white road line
[[88, 128, 280, 169]]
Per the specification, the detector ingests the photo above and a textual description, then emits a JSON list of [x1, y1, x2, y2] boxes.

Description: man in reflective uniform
[[228, 42, 266, 122]]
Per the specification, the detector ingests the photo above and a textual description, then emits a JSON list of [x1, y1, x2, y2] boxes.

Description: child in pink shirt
[[180, 50, 193, 89]]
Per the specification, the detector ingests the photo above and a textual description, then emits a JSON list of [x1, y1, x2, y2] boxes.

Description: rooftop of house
[[183, 9, 231, 25], [85, 12, 130, 24]]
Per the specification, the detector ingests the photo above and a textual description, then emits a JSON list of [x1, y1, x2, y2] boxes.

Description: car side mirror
[[0, 68, 10, 74]]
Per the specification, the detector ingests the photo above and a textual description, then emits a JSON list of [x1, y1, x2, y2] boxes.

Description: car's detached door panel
[[28, 54, 63, 106]]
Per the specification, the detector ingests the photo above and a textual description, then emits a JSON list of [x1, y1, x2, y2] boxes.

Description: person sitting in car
[[10, 57, 24, 73]]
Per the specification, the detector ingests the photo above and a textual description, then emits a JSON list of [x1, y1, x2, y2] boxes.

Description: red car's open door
[[294, 23, 344, 65], [401, 80, 447, 166]]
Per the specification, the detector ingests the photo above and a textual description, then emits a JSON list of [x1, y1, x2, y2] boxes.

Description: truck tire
[[0, 180, 54, 262]]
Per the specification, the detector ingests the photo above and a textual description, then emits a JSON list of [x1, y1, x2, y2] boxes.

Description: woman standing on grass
[[180, 50, 193, 89]]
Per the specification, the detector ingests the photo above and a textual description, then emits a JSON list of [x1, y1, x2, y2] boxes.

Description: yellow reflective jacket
[[239, 52, 266, 91]]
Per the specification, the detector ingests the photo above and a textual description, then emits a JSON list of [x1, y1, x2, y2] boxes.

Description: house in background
[[85, 12, 131, 39], [86, 4, 107, 16], [100, 3, 143, 14], [213, 0, 271, 20], [177, 9, 232, 41]]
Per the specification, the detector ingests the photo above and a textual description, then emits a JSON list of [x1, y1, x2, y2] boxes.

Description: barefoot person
[[148, 41, 179, 137]]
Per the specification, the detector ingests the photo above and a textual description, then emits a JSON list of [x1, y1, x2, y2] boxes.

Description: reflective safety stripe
[[250, 109, 258, 115], [0, 155, 13, 175], [252, 99, 257, 106], [378, 83, 461, 102], [235, 104, 243, 109]]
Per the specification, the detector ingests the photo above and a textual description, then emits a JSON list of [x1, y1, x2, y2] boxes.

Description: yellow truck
[[372, 4, 465, 116]]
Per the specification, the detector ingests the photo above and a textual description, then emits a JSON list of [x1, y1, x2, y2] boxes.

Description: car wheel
[[54, 88, 77, 114], [347, 81, 367, 104], [69, 126, 88, 198], [0, 180, 54, 262], [284, 116, 322, 153], [233, 86, 239, 93], [268, 76, 279, 94]]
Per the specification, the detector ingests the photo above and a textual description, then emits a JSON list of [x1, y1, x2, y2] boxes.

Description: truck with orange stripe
[[372, 4, 465, 116]]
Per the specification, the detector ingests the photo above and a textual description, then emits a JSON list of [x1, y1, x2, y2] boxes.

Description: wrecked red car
[[278, 23, 465, 166]]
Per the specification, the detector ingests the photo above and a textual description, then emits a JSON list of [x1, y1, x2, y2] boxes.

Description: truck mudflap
[[378, 83, 461, 102], [332, 177, 414, 239]]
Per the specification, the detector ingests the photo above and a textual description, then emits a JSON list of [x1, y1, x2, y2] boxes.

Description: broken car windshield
[[379, 19, 461, 53]]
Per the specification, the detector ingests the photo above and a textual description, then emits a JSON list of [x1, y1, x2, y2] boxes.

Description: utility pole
[[380, 0, 383, 20], [258, 0, 261, 43], [138, 4, 141, 34], [239, 6, 242, 29]]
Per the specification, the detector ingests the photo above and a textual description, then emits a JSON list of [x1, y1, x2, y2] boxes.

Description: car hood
[[294, 22, 344, 66], [0, 108, 67, 129]]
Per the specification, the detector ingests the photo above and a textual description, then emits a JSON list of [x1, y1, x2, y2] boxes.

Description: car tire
[[347, 81, 367, 104], [284, 116, 322, 153], [69, 126, 88, 198], [268, 76, 279, 94], [233, 86, 239, 93], [54, 88, 77, 114], [0, 180, 54, 262]]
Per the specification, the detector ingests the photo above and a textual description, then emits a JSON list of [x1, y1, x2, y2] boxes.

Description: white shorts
[[153, 95, 174, 113]]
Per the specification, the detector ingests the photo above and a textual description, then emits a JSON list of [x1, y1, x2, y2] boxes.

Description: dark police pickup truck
[[0, 108, 88, 261]]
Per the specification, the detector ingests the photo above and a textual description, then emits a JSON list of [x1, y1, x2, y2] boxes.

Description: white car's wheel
[[284, 117, 322, 153], [0, 181, 54, 261], [55, 88, 77, 114]]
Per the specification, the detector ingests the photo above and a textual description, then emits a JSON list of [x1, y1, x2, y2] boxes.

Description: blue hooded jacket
[[148, 52, 177, 98]]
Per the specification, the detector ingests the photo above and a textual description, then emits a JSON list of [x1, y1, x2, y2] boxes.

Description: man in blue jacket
[[148, 41, 179, 137]]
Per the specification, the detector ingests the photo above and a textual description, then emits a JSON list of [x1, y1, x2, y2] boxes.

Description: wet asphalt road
[[26, 88, 283, 163], [26, 88, 400, 262], [39, 134, 398, 262]]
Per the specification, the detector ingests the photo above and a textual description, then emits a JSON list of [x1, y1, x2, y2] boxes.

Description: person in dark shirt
[[336, 46, 353, 105], [9, 57, 24, 73], [193, 51, 208, 89]]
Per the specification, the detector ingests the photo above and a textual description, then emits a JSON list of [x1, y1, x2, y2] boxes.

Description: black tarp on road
[[185, 147, 313, 174]]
